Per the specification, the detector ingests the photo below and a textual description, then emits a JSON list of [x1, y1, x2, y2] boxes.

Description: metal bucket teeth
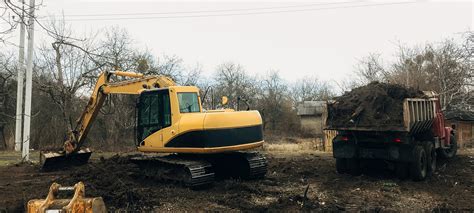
[[40, 148, 92, 171]]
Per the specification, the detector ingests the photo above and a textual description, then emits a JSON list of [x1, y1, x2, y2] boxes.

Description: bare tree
[[291, 76, 333, 105], [33, 19, 103, 147], [156, 55, 184, 78], [354, 36, 472, 110], [257, 71, 297, 131], [132, 51, 194, 85], [96, 27, 136, 72], [180, 63, 203, 86], [0, 0, 50, 46], [212, 62, 257, 110], [0, 52, 16, 149], [1, 0, 26, 44], [390, 40, 471, 109], [355, 53, 389, 84]]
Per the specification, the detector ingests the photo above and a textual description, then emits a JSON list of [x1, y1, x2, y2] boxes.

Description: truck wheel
[[438, 135, 457, 159], [395, 163, 409, 180], [410, 145, 427, 181], [336, 158, 347, 174], [426, 142, 436, 174], [346, 158, 361, 176]]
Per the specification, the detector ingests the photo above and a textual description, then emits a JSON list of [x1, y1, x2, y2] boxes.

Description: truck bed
[[327, 98, 437, 134]]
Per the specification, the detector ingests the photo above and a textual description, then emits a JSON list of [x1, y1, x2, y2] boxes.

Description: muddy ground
[[0, 148, 473, 212]]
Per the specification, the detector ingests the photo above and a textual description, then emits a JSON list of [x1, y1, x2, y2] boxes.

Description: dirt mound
[[1, 149, 473, 211], [57, 155, 160, 210], [327, 81, 425, 129]]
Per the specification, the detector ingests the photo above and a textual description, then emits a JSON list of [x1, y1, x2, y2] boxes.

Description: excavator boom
[[40, 71, 176, 170]]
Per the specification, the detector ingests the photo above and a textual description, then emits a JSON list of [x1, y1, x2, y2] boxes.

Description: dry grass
[[263, 136, 327, 155], [0, 150, 40, 166], [0, 150, 120, 167]]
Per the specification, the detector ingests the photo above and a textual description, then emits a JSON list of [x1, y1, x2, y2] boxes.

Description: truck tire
[[336, 158, 347, 174], [346, 158, 361, 176], [426, 142, 436, 174], [438, 135, 457, 159], [410, 145, 427, 181], [395, 163, 409, 180]]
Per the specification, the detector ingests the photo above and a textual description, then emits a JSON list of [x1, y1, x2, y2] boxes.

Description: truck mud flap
[[332, 142, 356, 158]]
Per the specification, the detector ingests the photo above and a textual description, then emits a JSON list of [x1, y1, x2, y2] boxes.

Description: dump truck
[[326, 82, 457, 180]]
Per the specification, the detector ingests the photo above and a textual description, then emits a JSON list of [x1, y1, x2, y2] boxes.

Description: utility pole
[[14, 0, 25, 152], [22, 0, 35, 161]]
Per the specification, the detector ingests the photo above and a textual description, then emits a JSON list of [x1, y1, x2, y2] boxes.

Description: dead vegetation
[[263, 136, 325, 153]]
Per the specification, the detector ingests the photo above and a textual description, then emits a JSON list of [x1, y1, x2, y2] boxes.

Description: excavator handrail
[[64, 70, 176, 154]]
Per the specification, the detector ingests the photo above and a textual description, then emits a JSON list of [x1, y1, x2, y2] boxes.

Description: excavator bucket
[[27, 182, 106, 213], [40, 148, 92, 171]]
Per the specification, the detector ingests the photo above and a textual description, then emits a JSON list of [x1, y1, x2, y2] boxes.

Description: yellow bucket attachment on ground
[[27, 182, 106, 213], [40, 148, 92, 171]]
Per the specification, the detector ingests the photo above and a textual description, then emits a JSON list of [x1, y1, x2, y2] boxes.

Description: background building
[[445, 109, 474, 148], [296, 101, 336, 151], [296, 101, 327, 136]]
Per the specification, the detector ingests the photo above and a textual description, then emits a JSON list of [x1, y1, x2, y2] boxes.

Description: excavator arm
[[41, 71, 176, 170]]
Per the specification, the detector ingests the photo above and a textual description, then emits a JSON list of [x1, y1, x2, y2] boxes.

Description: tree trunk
[[0, 125, 6, 150], [53, 43, 64, 85]]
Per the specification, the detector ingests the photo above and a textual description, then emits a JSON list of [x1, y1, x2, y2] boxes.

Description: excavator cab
[[136, 87, 202, 145], [136, 88, 174, 146]]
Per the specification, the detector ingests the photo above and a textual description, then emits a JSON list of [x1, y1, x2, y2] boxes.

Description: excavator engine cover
[[40, 148, 92, 171], [27, 182, 106, 213]]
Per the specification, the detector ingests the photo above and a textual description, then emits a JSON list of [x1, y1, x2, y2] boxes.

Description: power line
[[48, 1, 361, 17], [43, 1, 415, 22]]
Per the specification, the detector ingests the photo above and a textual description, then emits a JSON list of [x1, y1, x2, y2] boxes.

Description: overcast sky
[[5, 0, 474, 84]]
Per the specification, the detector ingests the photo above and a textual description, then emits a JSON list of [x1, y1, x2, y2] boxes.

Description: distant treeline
[[0, 25, 471, 151]]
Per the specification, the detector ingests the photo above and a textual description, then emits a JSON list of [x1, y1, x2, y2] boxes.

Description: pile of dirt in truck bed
[[327, 81, 425, 129]]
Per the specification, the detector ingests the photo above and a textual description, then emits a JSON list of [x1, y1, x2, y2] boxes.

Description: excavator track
[[129, 152, 267, 188], [208, 152, 268, 180], [243, 152, 268, 179], [130, 155, 215, 188]]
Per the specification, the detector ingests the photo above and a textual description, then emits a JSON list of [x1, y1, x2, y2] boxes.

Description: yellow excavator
[[40, 70, 267, 187]]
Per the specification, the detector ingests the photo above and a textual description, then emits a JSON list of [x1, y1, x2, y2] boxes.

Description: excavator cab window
[[137, 89, 171, 142], [178, 92, 200, 113]]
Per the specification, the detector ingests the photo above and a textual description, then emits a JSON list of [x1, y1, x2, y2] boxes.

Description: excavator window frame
[[177, 92, 201, 113], [136, 89, 172, 142]]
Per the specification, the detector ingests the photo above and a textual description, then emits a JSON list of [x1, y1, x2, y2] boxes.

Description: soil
[[0, 149, 473, 212], [327, 81, 425, 129]]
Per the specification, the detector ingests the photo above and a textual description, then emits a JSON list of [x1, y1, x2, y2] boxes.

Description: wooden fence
[[323, 130, 337, 152]]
